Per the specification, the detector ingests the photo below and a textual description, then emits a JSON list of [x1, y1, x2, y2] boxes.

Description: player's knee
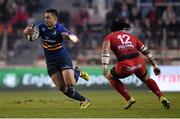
[[107, 72, 119, 81], [136, 71, 149, 83], [140, 75, 150, 83], [68, 82, 76, 87], [109, 67, 119, 81], [67, 79, 76, 86], [59, 85, 67, 93]]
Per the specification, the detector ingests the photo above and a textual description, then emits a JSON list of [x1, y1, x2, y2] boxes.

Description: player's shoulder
[[104, 31, 121, 40], [37, 22, 46, 28], [55, 22, 64, 29], [55, 22, 68, 32], [104, 32, 115, 41]]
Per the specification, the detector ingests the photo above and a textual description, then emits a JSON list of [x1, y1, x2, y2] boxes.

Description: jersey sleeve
[[59, 24, 73, 35], [104, 34, 111, 41], [135, 36, 144, 51]]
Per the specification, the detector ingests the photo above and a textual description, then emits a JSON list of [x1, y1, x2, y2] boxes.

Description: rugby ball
[[27, 25, 40, 41]]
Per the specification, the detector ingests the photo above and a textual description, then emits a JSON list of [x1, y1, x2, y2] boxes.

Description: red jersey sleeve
[[134, 36, 144, 51], [104, 34, 111, 41]]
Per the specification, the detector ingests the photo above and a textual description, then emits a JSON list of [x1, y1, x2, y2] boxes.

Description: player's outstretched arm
[[101, 41, 110, 77], [61, 32, 79, 43], [140, 46, 161, 75]]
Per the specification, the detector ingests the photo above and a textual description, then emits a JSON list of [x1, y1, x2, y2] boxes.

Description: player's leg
[[74, 66, 90, 81], [62, 68, 76, 86], [62, 69, 91, 109], [74, 67, 80, 82], [47, 58, 90, 108], [137, 72, 170, 109], [50, 72, 67, 92], [106, 67, 135, 109], [50, 70, 91, 109], [107, 67, 131, 101], [137, 72, 164, 98], [47, 60, 67, 92], [135, 58, 170, 109]]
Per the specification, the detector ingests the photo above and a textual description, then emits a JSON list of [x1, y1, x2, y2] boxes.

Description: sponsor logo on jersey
[[118, 43, 134, 49]]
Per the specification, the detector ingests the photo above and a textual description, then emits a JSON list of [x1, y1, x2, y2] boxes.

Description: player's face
[[44, 12, 57, 28]]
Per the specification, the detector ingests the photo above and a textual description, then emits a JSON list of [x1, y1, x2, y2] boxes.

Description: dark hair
[[45, 9, 58, 18], [110, 18, 131, 32]]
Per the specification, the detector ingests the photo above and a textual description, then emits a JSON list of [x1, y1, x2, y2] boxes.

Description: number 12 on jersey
[[117, 34, 132, 44]]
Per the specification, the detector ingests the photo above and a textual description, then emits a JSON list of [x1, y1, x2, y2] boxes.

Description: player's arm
[[101, 40, 110, 76], [135, 36, 161, 75], [60, 26, 79, 43], [61, 32, 79, 43], [140, 45, 161, 75]]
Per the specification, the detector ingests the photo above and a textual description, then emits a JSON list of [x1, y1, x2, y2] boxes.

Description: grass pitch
[[0, 90, 179, 118]]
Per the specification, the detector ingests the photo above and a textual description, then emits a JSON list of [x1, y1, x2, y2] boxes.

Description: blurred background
[[0, 0, 180, 91]]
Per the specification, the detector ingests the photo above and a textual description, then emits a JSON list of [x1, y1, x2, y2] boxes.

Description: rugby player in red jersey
[[101, 18, 171, 109]]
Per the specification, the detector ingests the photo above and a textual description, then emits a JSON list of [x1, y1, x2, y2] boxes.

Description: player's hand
[[61, 32, 70, 40], [23, 25, 34, 35], [153, 66, 161, 75]]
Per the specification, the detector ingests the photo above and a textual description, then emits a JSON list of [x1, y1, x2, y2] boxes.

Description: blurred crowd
[[0, 0, 180, 65], [0, 0, 42, 35], [61, 0, 180, 64], [0, 0, 42, 58]]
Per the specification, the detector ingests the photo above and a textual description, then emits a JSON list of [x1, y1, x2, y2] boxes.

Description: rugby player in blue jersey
[[23, 9, 91, 109]]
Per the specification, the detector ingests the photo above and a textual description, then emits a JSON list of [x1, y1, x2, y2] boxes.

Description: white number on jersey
[[117, 34, 132, 44]]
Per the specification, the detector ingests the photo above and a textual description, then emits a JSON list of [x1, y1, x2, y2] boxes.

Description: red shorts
[[111, 56, 147, 79]]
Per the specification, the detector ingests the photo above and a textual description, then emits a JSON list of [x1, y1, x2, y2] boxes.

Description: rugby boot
[[124, 97, 136, 109], [160, 96, 171, 109], [80, 98, 91, 109]]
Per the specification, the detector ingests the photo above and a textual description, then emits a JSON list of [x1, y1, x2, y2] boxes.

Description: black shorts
[[46, 56, 73, 77]]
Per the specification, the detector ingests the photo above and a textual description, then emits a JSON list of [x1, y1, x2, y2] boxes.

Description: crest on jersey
[[52, 30, 56, 35]]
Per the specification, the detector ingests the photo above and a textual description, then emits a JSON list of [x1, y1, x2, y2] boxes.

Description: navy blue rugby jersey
[[37, 22, 72, 61]]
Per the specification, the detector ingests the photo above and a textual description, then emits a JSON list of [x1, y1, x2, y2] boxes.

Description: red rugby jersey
[[104, 31, 144, 61]]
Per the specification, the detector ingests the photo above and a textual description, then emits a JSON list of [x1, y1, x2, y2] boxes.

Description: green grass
[[0, 90, 179, 118]]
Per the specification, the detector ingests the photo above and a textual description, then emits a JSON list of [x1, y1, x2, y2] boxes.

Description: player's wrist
[[102, 63, 108, 69], [101, 53, 110, 68], [153, 64, 158, 68]]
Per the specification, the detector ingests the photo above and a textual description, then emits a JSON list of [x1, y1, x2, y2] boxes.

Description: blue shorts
[[46, 55, 73, 77]]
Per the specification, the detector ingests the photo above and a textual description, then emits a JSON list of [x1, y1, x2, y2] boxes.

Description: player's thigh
[[114, 62, 132, 78], [107, 65, 130, 81], [134, 58, 149, 82], [51, 72, 66, 91], [62, 69, 76, 86]]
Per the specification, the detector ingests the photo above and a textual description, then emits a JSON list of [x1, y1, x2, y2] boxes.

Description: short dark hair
[[45, 9, 58, 18]]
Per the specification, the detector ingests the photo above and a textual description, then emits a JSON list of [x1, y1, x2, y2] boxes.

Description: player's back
[[104, 31, 144, 61]]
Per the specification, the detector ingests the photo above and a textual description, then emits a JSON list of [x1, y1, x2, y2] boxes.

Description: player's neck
[[47, 22, 57, 29], [47, 25, 55, 29]]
